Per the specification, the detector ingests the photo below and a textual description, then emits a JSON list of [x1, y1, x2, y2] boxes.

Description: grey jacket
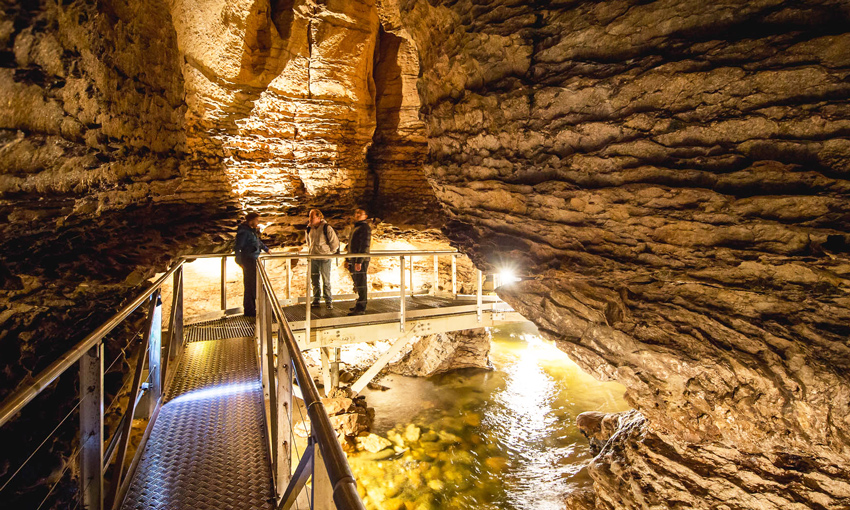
[[306, 221, 340, 255]]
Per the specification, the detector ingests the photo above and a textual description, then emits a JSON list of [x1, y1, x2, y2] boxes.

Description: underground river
[[350, 323, 630, 509]]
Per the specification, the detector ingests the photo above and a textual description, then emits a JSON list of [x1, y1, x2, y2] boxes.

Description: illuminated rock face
[[395, 0, 850, 508]]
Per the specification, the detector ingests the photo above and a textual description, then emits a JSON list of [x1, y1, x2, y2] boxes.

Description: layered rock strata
[[396, 0, 850, 508]]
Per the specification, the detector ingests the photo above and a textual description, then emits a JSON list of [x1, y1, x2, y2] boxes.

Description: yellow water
[[351, 323, 630, 509]]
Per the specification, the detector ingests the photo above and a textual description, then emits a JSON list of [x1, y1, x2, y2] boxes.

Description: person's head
[[245, 212, 261, 229], [308, 209, 324, 227], [354, 208, 368, 222]]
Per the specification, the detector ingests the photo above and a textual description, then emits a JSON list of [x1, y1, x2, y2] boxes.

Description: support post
[[276, 345, 293, 497], [168, 267, 183, 360], [79, 343, 103, 510], [144, 295, 162, 419], [451, 254, 457, 299], [312, 442, 334, 510], [107, 294, 158, 508], [432, 255, 438, 296], [305, 260, 312, 345], [220, 256, 227, 311], [331, 348, 341, 390], [399, 256, 406, 332], [320, 348, 331, 398], [258, 277, 272, 416], [351, 334, 413, 395], [476, 269, 483, 322], [286, 258, 292, 300], [409, 255, 414, 295]]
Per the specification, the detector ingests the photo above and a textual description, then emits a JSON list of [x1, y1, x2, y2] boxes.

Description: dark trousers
[[351, 261, 369, 310], [310, 259, 332, 303], [240, 260, 257, 316]]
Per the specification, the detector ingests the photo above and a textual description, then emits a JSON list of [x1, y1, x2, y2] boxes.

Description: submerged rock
[[357, 433, 393, 453]]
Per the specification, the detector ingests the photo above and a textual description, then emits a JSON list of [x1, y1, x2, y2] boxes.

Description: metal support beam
[[166, 267, 183, 363], [477, 269, 483, 323], [351, 333, 414, 394], [275, 352, 292, 497], [144, 296, 162, 419], [451, 254, 457, 298], [399, 256, 406, 332], [312, 443, 334, 510], [79, 343, 103, 510], [320, 347, 331, 398], [220, 256, 227, 311], [277, 442, 314, 510], [285, 258, 292, 300], [331, 348, 341, 390], [107, 293, 158, 509], [432, 255, 438, 295], [305, 263, 312, 344]]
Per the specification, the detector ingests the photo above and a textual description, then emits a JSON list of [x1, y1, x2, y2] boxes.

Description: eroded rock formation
[[395, 0, 850, 508], [390, 327, 492, 377]]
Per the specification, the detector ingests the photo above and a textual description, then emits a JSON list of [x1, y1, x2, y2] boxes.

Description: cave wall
[[395, 0, 850, 508]]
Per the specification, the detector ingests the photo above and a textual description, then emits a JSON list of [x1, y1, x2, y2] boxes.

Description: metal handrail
[[261, 249, 458, 260], [257, 263, 365, 510], [0, 261, 185, 428]]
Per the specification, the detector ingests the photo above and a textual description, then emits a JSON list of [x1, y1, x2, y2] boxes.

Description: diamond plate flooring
[[122, 324, 273, 510]]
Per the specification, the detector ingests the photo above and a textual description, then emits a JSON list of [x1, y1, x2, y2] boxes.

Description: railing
[[0, 259, 186, 510], [0, 247, 506, 510], [257, 262, 365, 510]]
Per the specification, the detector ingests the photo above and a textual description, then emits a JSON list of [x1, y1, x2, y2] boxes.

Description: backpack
[[308, 223, 340, 253]]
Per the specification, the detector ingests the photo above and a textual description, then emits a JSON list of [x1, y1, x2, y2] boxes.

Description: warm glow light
[[186, 257, 225, 278], [499, 269, 520, 286]]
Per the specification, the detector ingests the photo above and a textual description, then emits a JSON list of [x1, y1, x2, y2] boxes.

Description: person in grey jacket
[[344, 209, 372, 315], [306, 209, 340, 308], [235, 212, 269, 317]]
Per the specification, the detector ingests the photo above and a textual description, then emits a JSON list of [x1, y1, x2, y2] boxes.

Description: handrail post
[[451, 254, 457, 299], [285, 258, 291, 300], [108, 293, 159, 508], [220, 256, 227, 311], [144, 294, 162, 419], [432, 255, 438, 296], [399, 256, 406, 332], [79, 342, 103, 510], [258, 269, 272, 430], [477, 269, 483, 322], [305, 257, 312, 345], [276, 346, 292, 498], [312, 439, 334, 510], [409, 255, 414, 295], [167, 266, 183, 362]]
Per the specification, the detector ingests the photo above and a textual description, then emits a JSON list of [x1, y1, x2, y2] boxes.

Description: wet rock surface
[[396, 0, 850, 508], [390, 327, 492, 377]]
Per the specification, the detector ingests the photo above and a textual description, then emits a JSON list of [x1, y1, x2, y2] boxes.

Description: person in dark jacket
[[235, 212, 269, 317], [344, 208, 372, 315]]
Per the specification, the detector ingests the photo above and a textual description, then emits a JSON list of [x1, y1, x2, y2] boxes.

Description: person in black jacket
[[235, 212, 269, 317], [344, 209, 371, 315]]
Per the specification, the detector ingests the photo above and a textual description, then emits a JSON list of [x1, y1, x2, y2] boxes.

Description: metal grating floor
[[185, 316, 255, 342], [283, 295, 478, 322], [121, 320, 273, 510]]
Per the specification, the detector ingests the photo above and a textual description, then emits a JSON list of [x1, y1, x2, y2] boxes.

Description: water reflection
[[352, 324, 629, 509]]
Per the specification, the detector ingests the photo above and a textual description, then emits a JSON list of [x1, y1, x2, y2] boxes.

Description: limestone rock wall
[[390, 328, 492, 377], [396, 0, 850, 508], [0, 0, 199, 240]]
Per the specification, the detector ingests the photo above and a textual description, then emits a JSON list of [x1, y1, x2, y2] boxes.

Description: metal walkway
[[121, 319, 274, 510]]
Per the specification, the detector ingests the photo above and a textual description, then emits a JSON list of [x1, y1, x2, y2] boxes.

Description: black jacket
[[235, 223, 268, 266], [347, 220, 371, 266]]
